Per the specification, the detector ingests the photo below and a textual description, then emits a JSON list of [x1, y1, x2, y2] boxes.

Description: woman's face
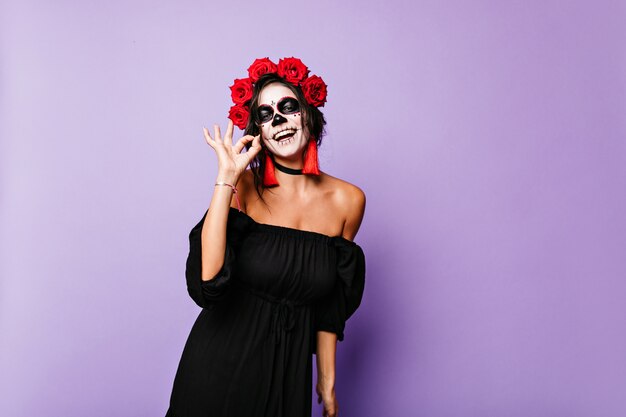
[[256, 83, 308, 161]]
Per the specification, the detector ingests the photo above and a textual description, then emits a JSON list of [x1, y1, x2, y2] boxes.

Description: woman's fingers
[[244, 134, 262, 157], [204, 125, 232, 163], [203, 127, 215, 147], [204, 124, 260, 176], [213, 124, 222, 143], [224, 120, 234, 147], [243, 135, 262, 164], [233, 134, 261, 155], [247, 135, 262, 159], [232, 134, 252, 154], [250, 134, 262, 151]]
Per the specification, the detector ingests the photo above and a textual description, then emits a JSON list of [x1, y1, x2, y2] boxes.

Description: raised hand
[[203, 120, 261, 185]]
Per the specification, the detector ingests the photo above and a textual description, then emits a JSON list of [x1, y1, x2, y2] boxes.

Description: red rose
[[277, 57, 310, 85], [247, 58, 278, 83], [228, 104, 250, 130], [229, 78, 253, 105], [301, 75, 328, 107]]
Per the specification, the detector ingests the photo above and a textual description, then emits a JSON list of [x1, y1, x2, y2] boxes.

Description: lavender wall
[[1, 1, 625, 416]]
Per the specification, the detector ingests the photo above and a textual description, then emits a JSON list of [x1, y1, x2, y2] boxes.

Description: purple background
[[1, 0, 625, 416]]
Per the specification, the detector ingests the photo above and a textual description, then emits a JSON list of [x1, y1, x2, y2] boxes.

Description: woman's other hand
[[316, 381, 338, 417], [203, 120, 261, 184]]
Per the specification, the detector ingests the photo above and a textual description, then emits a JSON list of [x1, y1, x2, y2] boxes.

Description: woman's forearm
[[316, 330, 338, 388], [200, 174, 237, 282]]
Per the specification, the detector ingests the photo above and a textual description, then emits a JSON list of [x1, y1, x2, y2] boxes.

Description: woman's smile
[[273, 128, 298, 140], [276, 135, 296, 146]]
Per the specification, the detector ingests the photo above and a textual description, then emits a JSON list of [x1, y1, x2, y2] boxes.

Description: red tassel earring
[[263, 149, 279, 187], [302, 137, 320, 175]]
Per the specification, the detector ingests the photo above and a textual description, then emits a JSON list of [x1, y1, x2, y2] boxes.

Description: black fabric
[[166, 207, 366, 417]]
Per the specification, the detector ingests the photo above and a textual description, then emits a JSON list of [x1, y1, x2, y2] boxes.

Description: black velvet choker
[[273, 159, 303, 175]]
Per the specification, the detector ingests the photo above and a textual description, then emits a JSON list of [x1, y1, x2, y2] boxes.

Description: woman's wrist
[[316, 378, 336, 395], [214, 180, 241, 211], [318, 368, 336, 381], [215, 175, 238, 186], [215, 166, 239, 184]]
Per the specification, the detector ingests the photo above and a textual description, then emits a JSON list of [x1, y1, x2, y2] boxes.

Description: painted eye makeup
[[255, 96, 301, 125]]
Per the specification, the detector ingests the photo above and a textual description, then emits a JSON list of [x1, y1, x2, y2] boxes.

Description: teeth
[[274, 129, 296, 140], [277, 136, 294, 146]]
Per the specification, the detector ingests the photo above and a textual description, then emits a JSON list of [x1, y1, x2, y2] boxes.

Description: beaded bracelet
[[215, 182, 241, 212]]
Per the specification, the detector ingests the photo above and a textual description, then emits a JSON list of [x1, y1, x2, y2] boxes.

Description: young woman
[[166, 57, 366, 417]]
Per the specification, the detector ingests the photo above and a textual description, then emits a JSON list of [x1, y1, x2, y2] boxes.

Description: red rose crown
[[227, 57, 327, 130]]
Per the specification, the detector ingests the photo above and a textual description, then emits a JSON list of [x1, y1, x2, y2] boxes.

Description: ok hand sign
[[203, 120, 261, 184]]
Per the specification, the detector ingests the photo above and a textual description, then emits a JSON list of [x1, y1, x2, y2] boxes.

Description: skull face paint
[[256, 97, 301, 125], [257, 83, 308, 162]]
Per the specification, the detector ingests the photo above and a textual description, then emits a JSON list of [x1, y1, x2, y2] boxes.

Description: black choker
[[273, 159, 303, 175]]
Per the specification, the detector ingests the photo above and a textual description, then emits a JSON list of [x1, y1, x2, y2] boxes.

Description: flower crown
[[227, 57, 328, 130]]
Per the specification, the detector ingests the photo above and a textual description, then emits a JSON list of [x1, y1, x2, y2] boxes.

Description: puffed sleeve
[[184, 208, 251, 309], [313, 238, 366, 346]]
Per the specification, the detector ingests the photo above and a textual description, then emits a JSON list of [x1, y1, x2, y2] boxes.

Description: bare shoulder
[[323, 173, 366, 241]]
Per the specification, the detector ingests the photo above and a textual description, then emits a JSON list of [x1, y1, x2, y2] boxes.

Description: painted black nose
[[272, 113, 287, 127]]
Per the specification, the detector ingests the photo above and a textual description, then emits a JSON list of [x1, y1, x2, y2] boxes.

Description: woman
[[165, 57, 366, 417]]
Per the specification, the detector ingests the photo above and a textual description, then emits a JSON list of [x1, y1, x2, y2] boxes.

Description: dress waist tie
[[233, 280, 307, 345]]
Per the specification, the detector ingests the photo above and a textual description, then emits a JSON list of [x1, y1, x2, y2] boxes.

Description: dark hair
[[242, 73, 327, 202]]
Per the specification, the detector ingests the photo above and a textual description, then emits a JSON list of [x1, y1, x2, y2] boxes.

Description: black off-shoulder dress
[[165, 207, 366, 417]]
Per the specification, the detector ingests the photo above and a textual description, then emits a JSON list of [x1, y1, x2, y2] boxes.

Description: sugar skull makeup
[[225, 57, 327, 185], [257, 83, 308, 159], [255, 96, 301, 126]]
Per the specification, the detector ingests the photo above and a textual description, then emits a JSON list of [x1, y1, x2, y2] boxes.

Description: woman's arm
[[315, 186, 366, 416], [316, 331, 338, 417], [200, 122, 260, 282], [200, 183, 237, 281]]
